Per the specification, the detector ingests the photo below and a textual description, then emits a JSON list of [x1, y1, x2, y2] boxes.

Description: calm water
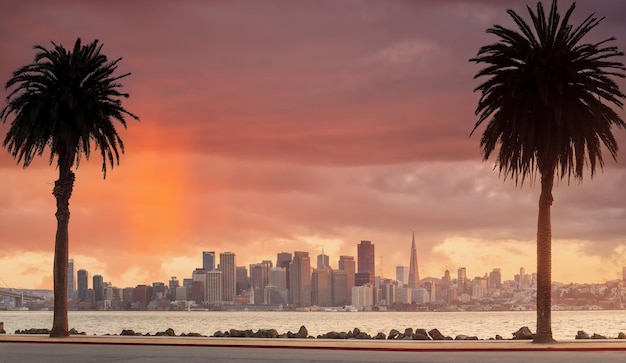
[[1, 310, 625, 340]]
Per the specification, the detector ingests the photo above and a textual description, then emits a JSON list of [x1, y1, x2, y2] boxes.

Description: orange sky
[[1, 0, 625, 289]]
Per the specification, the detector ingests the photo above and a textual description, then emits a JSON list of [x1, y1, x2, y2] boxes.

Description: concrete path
[[1, 335, 626, 363]]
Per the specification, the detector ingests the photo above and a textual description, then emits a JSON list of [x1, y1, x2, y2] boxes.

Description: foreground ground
[[1, 335, 626, 363]]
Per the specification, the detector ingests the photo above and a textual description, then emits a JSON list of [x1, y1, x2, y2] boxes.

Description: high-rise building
[[357, 240, 375, 274], [152, 282, 166, 301], [277, 252, 292, 291], [236, 266, 249, 296], [408, 232, 420, 288], [317, 252, 330, 270], [352, 284, 373, 310], [489, 268, 502, 289], [338, 256, 355, 304], [93, 274, 104, 302], [457, 267, 467, 292], [289, 251, 311, 307], [203, 251, 216, 271], [396, 266, 409, 286], [311, 268, 331, 307], [206, 270, 223, 306], [219, 252, 236, 303], [77, 269, 89, 301], [330, 269, 348, 306], [67, 259, 76, 299], [192, 268, 207, 302]]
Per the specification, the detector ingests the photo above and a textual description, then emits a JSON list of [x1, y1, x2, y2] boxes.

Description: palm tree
[[1, 38, 138, 337], [470, 0, 625, 342]]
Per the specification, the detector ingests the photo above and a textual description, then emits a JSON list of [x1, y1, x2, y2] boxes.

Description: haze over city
[[1, 0, 625, 290]]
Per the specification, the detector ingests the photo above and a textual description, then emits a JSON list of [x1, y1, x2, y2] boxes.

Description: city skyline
[[1, 1, 626, 290]]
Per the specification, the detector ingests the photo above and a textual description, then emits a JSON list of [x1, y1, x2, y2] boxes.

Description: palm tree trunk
[[49, 167, 75, 338], [533, 170, 556, 343]]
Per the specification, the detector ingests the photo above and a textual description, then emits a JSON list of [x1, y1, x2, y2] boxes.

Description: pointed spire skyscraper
[[408, 231, 420, 288]]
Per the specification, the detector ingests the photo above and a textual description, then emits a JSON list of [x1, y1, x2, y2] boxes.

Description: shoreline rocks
[[8, 324, 626, 341]]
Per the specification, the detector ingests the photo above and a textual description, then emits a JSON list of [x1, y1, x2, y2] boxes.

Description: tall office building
[[92, 274, 104, 302], [203, 251, 216, 271], [489, 268, 502, 289], [67, 259, 76, 299], [408, 232, 420, 288], [289, 251, 311, 307], [206, 270, 223, 306], [457, 267, 467, 292], [219, 252, 236, 303], [357, 240, 375, 274], [311, 268, 331, 307], [270, 267, 287, 290], [338, 256, 355, 304], [192, 268, 207, 303], [77, 269, 89, 301], [317, 252, 330, 270], [236, 266, 249, 296], [331, 269, 348, 305], [277, 252, 292, 291], [396, 266, 409, 286]]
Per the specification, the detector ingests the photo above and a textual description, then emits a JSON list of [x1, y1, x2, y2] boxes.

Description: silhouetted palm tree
[[471, 0, 624, 343], [1, 38, 138, 337]]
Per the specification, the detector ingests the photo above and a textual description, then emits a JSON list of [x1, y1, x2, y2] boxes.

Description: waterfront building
[[77, 269, 89, 301], [396, 266, 408, 286], [289, 251, 311, 307], [93, 274, 104, 302], [277, 252, 292, 294], [457, 267, 467, 293], [250, 262, 270, 304], [338, 255, 355, 304], [352, 284, 374, 310], [133, 284, 152, 308], [220, 252, 237, 303], [395, 287, 411, 304], [380, 280, 396, 306], [357, 240, 375, 275], [408, 232, 420, 288], [203, 251, 216, 271], [355, 271, 374, 287], [411, 287, 430, 304], [192, 268, 207, 302], [270, 267, 289, 305], [206, 270, 223, 306], [174, 286, 187, 301], [152, 282, 166, 301]]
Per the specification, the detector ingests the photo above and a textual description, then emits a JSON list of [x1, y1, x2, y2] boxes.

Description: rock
[[591, 333, 607, 339], [354, 332, 371, 339], [428, 328, 446, 340], [295, 326, 308, 338], [338, 331, 348, 339], [413, 329, 431, 340], [324, 331, 340, 339], [213, 331, 225, 337], [352, 328, 361, 336], [254, 329, 278, 338], [455, 334, 469, 340], [403, 328, 414, 337], [374, 332, 386, 340], [69, 328, 86, 335], [617, 332, 626, 339], [495, 335, 503, 340], [185, 332, 204, 337], [120, 329, 136, 336], [576, 330, 590, 339], [388, 329, 400, 340], [512, 326, 534, 340], [165, 328, 175, 336]]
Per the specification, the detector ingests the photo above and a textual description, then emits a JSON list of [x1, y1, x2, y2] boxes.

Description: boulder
[[229, 329, 246, 337], [512, 326, 534, 340], [455, 334, 469, 340], [120, 329, 136, 336], [388, 329, 400, 340], [354, 331, 371, 339], [213, 331, 225, 337], [413, 329, 431, 340], [294, 325, 308, 338], [495, 335, 503, 340], [591, 333, 607, 339], [254, 329, 278, 338], [428, 328, 446, 340], [374, 332, 386, 340], [575, 330, 590, 339], [338, 331, 348, 339], [617, 332, 626, 339], [69, 328, 86, 335]]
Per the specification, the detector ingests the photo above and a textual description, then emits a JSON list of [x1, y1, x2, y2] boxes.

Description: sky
[[1, 0, 625, 290]]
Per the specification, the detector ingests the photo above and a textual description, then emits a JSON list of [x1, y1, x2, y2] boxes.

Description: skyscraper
[[77, 269, 89, 301], [338, 255, 355, 304], [277, 252, 292, 292], [396, 266, 409, 286], [408, 232, 420, 288], [289, 251, 311, 307], [311, 268, 331, 307], [203, 251, 216, 271], [357, 240, 375, 274], [317, 252, 330, 270], [236, 266, 249, 296], [67, 259, 76, 299], [93, 274, 104, 302], [219, 252, 236, 303], [206, 270, 223, 306]]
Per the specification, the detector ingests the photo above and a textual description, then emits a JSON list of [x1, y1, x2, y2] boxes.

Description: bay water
[[1, 310, 625, 340]]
